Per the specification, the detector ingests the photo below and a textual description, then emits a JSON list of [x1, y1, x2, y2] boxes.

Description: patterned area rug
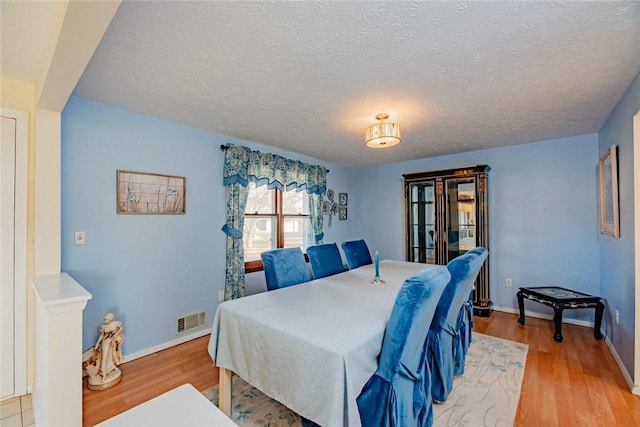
[[203, 333, 528, 426]]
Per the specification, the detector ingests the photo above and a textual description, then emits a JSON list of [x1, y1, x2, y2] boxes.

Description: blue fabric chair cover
[[426, 247, 488, 402], [260, 247, 310, 291], [341, 239, 373, 269], [357, 266, 451, 427], [454, 292, 474, 376], [307, 243, 345, 279]]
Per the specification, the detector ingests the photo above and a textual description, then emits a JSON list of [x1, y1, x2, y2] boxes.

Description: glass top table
[[517, 286, 604, 342]]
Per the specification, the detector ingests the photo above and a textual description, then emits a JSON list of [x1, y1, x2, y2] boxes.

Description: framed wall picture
[[598, 145, 619, 237], [117, 170, 185, 214], [339, 207, 347, 221], [339, 192, 348, 206]]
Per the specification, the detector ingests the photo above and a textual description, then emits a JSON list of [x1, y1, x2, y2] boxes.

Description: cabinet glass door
[[408, 181, 436, 263], [445, 178, 476, 262], [404, 165, 489, 316]]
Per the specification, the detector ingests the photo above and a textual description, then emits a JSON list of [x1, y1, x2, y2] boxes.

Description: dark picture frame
[[338, 207, 347, 221]]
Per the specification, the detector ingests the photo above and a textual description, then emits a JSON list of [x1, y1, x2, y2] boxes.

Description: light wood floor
[[83, 311, 640, 426]]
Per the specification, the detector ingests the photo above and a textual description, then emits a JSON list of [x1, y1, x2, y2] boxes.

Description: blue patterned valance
[[223, 145, 327, 195]]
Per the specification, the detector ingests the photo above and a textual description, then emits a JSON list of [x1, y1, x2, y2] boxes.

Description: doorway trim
[[634, 110, 640, 393], [1, 108, 28, 398]]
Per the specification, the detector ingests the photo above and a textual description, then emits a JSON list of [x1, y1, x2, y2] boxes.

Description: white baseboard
[[121, 328, 212, 364], [602, 334, 637, 394], [492, 306, 639, 395]]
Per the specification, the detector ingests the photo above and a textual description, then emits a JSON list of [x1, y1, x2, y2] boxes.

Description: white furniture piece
[[208, 260, 433, 426], [31, 273, 92, 427], [95, 383, 238, 427]]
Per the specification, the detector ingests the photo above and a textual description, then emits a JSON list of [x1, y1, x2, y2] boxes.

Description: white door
[[1, 115, 17, 398], [1, 110, 28, 400]]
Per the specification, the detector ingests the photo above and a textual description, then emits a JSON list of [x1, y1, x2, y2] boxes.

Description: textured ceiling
[[22, 1, 640, 167]]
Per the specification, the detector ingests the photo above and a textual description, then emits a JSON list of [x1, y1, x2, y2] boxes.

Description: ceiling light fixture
[[365, 113, 401, 148]]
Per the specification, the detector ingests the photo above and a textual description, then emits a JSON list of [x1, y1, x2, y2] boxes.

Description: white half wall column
[[31, 273, 92, 427]]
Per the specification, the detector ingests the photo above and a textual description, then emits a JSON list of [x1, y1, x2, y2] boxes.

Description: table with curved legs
[[517, 286, 604, 343]]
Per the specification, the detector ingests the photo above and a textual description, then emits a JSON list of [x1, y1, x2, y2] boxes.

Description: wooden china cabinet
[[403, 165, 491, 316]]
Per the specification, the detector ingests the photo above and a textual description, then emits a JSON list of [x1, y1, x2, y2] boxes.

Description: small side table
[[517, 286, 604, 343]]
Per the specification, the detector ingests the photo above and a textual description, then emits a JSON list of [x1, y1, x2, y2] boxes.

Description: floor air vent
[[176, 311, 206, 334]]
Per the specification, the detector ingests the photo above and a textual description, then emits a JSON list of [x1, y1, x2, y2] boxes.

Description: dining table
[[208, 259, 435, 426]]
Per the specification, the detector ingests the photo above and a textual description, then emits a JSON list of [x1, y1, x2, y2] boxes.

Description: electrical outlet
[[74, 231, 86, 245], [218, 290, 224, 301], [505, 278, 513, 288], [615, 309, 619, 325]]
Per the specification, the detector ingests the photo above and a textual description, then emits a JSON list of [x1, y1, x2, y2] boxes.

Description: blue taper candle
[[374, 250, 379, 277]]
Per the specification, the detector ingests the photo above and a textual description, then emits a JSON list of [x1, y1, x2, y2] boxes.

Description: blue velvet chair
[[453, 247, 490, 376], [341, 239, 373, 269], [454, 291, 474, 376], [307, 243, 345, 279], [426, 247, 488, 403], [260, 247, 310, 291], [357, 266, 451, 427]]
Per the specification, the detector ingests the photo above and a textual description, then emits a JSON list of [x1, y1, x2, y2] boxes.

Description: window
[[243, 182, 311, 272]]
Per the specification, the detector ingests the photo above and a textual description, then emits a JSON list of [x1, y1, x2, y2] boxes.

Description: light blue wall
[[598, 70, 640, 378], [61, 96, 350, 356], [350, 134, 600, 322], [62, 71, 639, 375]]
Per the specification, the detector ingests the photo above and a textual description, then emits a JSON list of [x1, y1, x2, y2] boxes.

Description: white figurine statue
[[83, 312, 124, 390]]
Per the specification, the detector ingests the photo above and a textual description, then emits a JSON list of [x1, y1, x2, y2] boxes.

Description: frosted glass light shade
[[365, 122, 401, 148]]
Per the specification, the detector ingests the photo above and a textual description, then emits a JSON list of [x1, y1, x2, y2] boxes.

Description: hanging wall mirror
[[599, 144, 619, 238]]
